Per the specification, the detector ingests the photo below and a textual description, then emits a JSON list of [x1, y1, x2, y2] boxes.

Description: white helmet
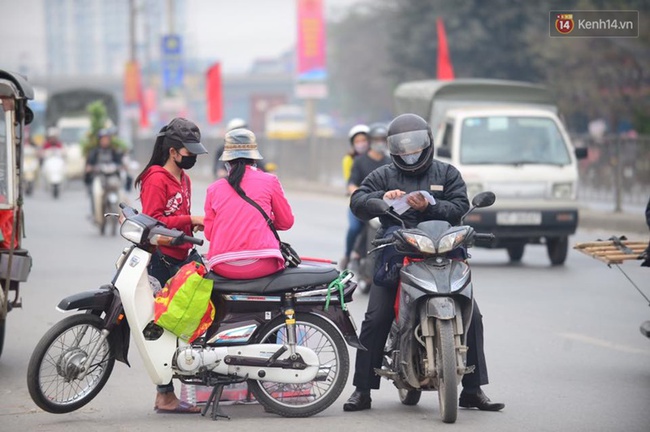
[[347, 124, 370, 145], [226, 118, 248, 132]]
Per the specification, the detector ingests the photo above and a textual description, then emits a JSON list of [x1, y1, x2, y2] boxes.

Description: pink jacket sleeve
[[270, 176, 294, 231]]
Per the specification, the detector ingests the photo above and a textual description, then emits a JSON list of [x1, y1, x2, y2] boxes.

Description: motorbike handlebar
[[181, 234, 204, 246], [371, 236, 394, 247], [474, 233, 496, 246]]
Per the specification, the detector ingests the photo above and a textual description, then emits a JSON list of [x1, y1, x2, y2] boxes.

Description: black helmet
[[368, 123, 388, 140], [387, 113, 434, 175]]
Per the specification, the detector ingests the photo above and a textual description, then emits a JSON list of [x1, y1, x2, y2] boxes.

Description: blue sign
[[161, 34, 183, 93]]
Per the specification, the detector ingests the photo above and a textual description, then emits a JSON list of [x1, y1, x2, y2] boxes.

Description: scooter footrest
[[374, 367, 399, 380]]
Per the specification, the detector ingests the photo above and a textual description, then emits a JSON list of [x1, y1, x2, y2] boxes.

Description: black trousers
[[352, 281, 489, 391]]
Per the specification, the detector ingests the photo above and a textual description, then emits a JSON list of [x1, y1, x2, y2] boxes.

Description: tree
[[327, 0, 650, 132], [80, 100, 128, 155]]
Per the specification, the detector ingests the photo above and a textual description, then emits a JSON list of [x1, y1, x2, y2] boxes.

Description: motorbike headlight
[[437, 228, 468, 254], [120, 219, 145, 244], [551, 182, 573, 199], [402, 233, 436, 254]]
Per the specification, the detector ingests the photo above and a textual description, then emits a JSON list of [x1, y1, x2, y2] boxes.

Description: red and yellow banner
[[296, 0, 326, 81]]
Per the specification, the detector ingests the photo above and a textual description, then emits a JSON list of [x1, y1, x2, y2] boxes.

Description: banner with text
[[296, 0, 327, 98]]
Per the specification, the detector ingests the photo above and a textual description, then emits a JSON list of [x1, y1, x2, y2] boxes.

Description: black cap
[[158, 117, 208, 155]]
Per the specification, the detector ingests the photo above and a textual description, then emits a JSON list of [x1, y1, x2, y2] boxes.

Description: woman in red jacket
[[134, 117, 207, 414]]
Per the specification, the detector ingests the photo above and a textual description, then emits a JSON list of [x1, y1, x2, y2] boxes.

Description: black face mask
[[175, 154, 197, 170]]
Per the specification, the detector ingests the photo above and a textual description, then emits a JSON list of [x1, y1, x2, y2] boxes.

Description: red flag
[[206, 63, 223, 124], [436, 17, 455, 80]]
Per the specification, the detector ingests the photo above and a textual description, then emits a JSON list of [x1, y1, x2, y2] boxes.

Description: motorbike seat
[[206, 265, 340, 294]]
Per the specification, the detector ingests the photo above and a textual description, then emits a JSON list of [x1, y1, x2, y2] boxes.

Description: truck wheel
[[547, 236, 568, 266], [507, 244, 525, 262]]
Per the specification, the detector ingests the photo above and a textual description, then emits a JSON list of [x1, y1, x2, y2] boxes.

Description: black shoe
[[343, 390, 371, 412], [459, 389, 505, 412]]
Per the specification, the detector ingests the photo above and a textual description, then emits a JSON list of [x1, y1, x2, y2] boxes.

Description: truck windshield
[[59, 126, 88, 144], [460, 116, 571, 166]]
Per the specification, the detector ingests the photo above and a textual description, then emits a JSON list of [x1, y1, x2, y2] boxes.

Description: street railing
[[573, 134, 650, 211], [133, 134, 650, 213]]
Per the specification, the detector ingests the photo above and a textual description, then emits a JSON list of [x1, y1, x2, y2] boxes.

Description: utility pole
[[128, 0, 138, 153], [168, 0, 175, 33]]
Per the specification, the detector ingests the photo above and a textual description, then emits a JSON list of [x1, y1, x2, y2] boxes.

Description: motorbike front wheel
[[436, 319, 458, 423], [27, 313, 115, 413], [248, 313, 350, 417]]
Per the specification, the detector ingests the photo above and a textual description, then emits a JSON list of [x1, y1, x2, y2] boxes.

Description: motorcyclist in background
[[85, 128, 125, 222], [42, 127, 64, 151], [346, 123, 392, 271], [340, 124, 370, 270]]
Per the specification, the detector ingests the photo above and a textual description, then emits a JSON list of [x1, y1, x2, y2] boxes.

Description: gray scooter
[[365, 191, 496, 423]]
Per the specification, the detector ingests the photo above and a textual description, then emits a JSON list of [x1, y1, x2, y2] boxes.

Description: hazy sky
[[0, 0, 362, 75]]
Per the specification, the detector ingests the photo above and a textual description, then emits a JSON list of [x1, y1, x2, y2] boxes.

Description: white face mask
[[354, 142, 369, 154], [401, 151, 423, 165]]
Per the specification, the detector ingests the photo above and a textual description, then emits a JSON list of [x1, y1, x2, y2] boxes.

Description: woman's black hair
[[134, 125, 184, 190], [227, 158, 255, 193]]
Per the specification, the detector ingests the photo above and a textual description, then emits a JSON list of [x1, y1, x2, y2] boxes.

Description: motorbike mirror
[[366, 198, 390, 215], [366, 198, 405, 229], [471, 191, 496, 208]]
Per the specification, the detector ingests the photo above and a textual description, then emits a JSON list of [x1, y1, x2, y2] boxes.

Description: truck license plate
[[496, 211, 542, 225]]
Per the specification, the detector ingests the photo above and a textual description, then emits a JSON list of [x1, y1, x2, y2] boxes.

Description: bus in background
[[265, 105, 336, 140], [265, 105, 308, 140]]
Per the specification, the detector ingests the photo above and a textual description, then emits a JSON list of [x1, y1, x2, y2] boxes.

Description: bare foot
[[154, 392, 201, 413]]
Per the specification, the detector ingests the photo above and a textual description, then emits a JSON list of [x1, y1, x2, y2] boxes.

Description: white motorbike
[[27, 204, 360, 419], [41, 147, 66, 198]]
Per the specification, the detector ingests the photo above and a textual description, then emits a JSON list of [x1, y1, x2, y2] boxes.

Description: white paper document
[[384, 190, 436, 215]]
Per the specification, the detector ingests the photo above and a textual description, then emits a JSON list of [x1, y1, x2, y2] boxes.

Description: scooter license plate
[[496, 211, 542, 225]]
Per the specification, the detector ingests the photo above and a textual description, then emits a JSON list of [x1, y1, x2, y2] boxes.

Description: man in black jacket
[[343, 113, 504, 413]]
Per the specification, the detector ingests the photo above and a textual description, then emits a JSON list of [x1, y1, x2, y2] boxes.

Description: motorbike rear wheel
[[27, 313, 115, 413], [399, 388, 422, 406], [248, 313, 349, 417], [436, 319, 458, 424]]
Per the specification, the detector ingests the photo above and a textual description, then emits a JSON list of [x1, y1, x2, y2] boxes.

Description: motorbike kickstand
[[202, 384, 230, 421]]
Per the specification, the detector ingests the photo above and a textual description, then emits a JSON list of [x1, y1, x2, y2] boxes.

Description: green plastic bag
[[154, 261, 215, 342]]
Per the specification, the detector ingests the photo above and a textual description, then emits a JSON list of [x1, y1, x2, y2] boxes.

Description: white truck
[[394, 79, 588, 265], [56, 116, 90, 179]]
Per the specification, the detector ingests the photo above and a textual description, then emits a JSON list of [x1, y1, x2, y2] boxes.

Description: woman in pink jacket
[[204, 128, 294, 279]]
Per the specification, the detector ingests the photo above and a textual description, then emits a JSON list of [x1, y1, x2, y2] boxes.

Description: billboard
[[296, 0, 327, 98]]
